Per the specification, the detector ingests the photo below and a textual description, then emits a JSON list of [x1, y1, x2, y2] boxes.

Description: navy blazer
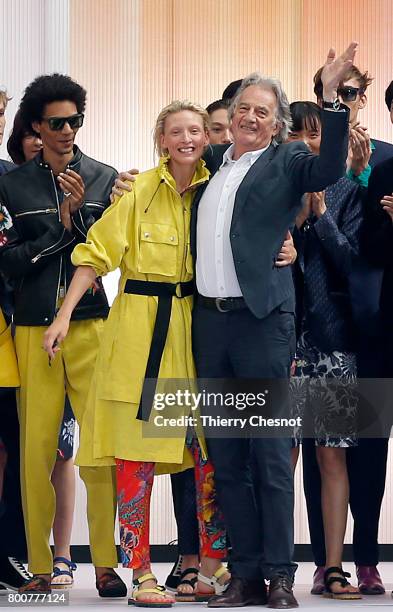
[[191, 109, 349, 319], [294, 178, 363, 353], [370, 138, 393, 168]]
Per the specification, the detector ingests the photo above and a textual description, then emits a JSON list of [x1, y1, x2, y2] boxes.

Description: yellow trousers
[[15, 320, 118, 574]]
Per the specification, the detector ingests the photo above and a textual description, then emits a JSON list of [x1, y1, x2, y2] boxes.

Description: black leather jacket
[[0, 147, 116, 325]]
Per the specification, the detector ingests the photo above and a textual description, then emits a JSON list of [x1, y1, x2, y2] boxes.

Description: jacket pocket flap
[[140, 223, 178, 246]]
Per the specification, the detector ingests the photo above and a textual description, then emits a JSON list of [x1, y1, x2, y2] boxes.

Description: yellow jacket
[[74, 157, 209, 468], [0, 309, 20, 387]]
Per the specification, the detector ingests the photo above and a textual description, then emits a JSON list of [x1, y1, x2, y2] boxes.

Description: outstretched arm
[[290, 42, 358, 193], [43, 265, 97, 359]]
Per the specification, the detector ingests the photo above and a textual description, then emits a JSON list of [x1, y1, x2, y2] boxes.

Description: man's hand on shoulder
[[110, 169, 139, 203]]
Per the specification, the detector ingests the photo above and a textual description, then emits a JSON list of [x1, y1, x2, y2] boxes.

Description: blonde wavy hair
[[153, 100, 209, 157], [0, 89, 11, 108]]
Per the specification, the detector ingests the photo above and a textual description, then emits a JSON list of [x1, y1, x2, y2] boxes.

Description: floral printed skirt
[[56, 396, 75, 460], [291, 331, 358, 448]]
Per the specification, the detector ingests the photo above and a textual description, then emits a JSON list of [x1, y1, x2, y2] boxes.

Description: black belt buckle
[[215, 297, 229, 313]]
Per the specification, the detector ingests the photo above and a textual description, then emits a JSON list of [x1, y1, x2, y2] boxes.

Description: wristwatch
[[322, 98, 341, 111]]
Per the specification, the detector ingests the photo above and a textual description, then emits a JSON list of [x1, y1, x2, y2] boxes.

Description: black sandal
[[323, 567, 362, 600], [175, 568, 199, 602]]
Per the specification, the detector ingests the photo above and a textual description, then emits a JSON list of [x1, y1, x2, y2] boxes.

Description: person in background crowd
[[362, 86, 393, 544], [0, 87, 31, 594], [206, 99, 232, 145], [289, 100, 363, 600], [305, 63, 393, 597], [0, 74, 126, 597], [7, 110, 77, 589], [222, 80, 242, 102], [43, 100, 230, 607]]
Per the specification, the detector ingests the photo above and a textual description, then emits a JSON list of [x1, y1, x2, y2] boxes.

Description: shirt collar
[[220, 142, 270, 169]]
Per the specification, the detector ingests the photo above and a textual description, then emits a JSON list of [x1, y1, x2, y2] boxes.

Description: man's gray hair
[[228, 72, 292, 143]]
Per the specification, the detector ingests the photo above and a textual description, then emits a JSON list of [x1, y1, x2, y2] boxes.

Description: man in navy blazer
[[190, 43, 357, 609]]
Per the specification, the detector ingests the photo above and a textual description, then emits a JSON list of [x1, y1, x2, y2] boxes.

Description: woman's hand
[[296, 193, 312, 228], [311, 191, 327, 218], [43, 315, 70, 360], [276, 231, 297, 267]]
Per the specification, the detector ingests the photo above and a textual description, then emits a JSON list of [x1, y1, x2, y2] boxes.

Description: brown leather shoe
[[208, 577, 267, 608], [310, 566, 325, 595], [267, 576, 298, 609], [19, 575, 51, 594], [95, 571, 127, 598], [356, 566, 385, 595]]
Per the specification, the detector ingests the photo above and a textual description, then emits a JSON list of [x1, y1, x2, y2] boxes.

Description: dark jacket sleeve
[[313, 184, 363, 276], [362, 165, 393, 266], [287, 108, 349, 194], [0, 201, 75, 280]]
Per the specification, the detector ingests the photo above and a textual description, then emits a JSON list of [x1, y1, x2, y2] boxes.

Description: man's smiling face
[[231, 85, 280, 159]]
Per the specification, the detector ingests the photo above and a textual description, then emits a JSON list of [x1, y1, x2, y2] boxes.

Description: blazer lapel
[[231, 143, 277, 227], [190, 181, 208, 259]]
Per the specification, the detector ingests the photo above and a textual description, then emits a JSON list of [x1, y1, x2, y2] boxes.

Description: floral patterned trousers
[[116, 439, 226, 569]]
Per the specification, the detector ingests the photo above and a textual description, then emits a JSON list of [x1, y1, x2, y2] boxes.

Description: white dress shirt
[[196, 143, 269, 297]]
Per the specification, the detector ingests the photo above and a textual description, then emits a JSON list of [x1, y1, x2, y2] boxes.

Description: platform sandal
[[175, 567, 199, 602], [129, 573, 175, 608], [194, 565, 230, 602], [51, 557, 77, 589], [323, 566, 362, 600]]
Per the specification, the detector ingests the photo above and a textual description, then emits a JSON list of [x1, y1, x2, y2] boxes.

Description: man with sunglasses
[[304, 64, 393, 598], [0, 74, 126, 597]]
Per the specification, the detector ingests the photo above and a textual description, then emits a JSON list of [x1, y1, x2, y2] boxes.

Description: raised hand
[[321, 42, 358, 101]]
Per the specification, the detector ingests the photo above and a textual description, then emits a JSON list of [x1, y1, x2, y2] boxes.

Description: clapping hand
[[348, 123, 371, 176], [380, 193, 393, 222]]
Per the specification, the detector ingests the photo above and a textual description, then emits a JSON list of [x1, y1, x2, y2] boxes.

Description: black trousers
[[303, 331, 390, 567], [0, 387, 27, 559], [170, 469, 199, 556], [192, 302, 297, 580]]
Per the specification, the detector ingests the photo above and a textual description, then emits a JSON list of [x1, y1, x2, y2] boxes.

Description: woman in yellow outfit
[[43, 101, 229, 607]]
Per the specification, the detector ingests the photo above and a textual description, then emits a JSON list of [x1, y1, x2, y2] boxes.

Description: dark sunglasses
[[337, 86, 364, 102], [42, 113, 84, 131]]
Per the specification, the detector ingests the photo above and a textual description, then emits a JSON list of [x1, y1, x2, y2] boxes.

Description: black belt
[[124, 279, 194, 421], [197, 295, 247, 313]]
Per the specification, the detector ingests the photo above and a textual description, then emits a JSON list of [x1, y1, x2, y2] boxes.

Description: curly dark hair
[[7, 110, 37, 165], [19, 73, 86, 129], [385, 80, 393, 111]]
